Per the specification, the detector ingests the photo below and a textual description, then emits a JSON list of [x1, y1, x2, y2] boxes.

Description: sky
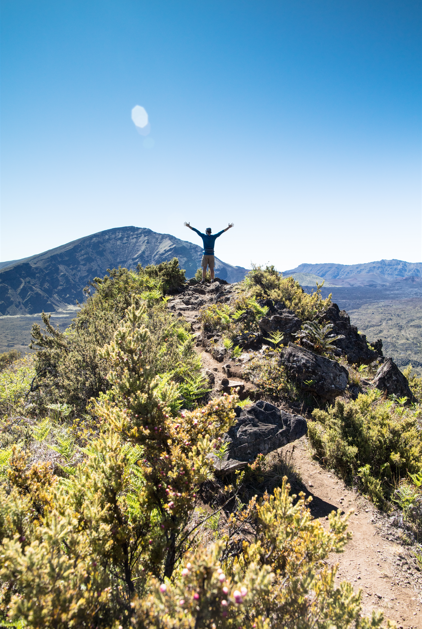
[[1, 0, 421, 271]]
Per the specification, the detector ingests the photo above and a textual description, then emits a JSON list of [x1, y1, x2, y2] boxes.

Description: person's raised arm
[[215, 223, 234, 238], [184, 222, 201, 236]]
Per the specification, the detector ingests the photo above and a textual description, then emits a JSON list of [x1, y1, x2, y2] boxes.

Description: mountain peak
[[0, 227, 248, 315]]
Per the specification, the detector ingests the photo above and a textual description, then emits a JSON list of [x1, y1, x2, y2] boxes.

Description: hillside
[[1, 263, 421, 627], [0, 226, 248, 315]]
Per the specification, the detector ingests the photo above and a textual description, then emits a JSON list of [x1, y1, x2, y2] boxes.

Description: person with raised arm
[[184, 222, 234, 281]]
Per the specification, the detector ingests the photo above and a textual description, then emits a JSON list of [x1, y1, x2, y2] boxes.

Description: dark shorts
[[202, 255, 215, 270]]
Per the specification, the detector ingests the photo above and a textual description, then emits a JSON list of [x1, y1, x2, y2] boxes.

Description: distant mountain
[[0, 227, 248, 315], [283, 259, 422, 287]]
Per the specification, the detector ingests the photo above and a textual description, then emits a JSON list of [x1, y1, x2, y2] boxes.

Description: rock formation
[[372, 358, 415, 403], [281, 343, 349, 401], [213, 401, 307, 474]]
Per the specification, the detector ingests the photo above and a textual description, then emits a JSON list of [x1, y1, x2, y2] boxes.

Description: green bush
[[295, 321, 343, 356], [200, 296, 268, 340], [0, 355, 35, 419], [29, 264, 195, 415], [195, 267, 211, 281], [0, 305, 239, 626], [138, 258, 186, 293], [240, 264, 332, 321], [309, 390, 422, 506], [402, 365, 422, 404], [244, 351, 298, 401]]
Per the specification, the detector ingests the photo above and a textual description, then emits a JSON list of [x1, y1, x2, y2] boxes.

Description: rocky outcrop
[[372, 358, 415, 402], [319, 303, 382, 365], [214, 401, 307, 474], [231, 332, 263, 350], [258, 311, 301, 342], [281, 343, 348, 401]]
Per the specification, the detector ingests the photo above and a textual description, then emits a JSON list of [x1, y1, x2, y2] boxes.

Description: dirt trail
[[169, 281, 422, 628], [285, 438, 422, 627]]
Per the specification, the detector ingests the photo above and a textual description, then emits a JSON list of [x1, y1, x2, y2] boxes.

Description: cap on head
[[206, 227, 212, 234]]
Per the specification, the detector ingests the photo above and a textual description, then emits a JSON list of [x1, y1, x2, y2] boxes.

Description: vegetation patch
[[309, 389, 422, 508], [239, 264, 332, 321]]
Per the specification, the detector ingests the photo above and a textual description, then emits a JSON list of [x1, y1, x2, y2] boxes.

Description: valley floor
[[347, 299, 422, 376]]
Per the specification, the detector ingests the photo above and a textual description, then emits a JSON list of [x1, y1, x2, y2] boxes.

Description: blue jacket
[[191, 227, 225, 255]]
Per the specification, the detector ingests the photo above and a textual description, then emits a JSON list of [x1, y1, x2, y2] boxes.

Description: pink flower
[[193, 592, 199, 600], [233, 590, 243, 604], [218, 573, 225, 582], [159, 584, 167, 593], [222, 587, 228, 594], [221, 600, 228, 607], [187, 563, 192, 569], [240, 586, 247, 597], [181, 568, 189, 576], [179, 599, 185, 606]]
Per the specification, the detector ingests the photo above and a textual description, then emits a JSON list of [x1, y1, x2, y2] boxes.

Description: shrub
[[138, 258, 186, 293], [309, 390, 422, 506], [132, 480, 387, 628], [0, 355, 35, 419], [0, 328, 239, 627], [240, 265, 332, 321], [29, 265, 196, 415], [0, 350, 22, 372], [195, 267, 211, 281], [200, 296, 268, 339], [244, 351, 298, 401], [402, 365, 422, 404]]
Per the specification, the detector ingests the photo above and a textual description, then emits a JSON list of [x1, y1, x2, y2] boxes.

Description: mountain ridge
[[283, 259, 422, 287]]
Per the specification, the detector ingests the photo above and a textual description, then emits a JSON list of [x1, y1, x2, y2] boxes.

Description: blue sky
[[1, 0, 421, 270]]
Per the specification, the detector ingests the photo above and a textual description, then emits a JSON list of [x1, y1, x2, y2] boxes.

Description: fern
[[232, 345, 242, 359], [178, 374, 211, 409], [48, 433, 75, 462], [409, 470, 422, 488], [295, 321, 343, 355], [263, 330, 284, 351], [33, 418, 52, 442]]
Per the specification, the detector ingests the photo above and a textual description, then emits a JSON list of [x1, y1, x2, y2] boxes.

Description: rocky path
[[168, 280, 422, 628]]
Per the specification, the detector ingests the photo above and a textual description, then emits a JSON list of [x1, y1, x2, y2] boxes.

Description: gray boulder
[[372, 358, 415, 402], [258, 310, 302, 341], [281, 343, 348, 401], [214, 401, 307, 474]]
